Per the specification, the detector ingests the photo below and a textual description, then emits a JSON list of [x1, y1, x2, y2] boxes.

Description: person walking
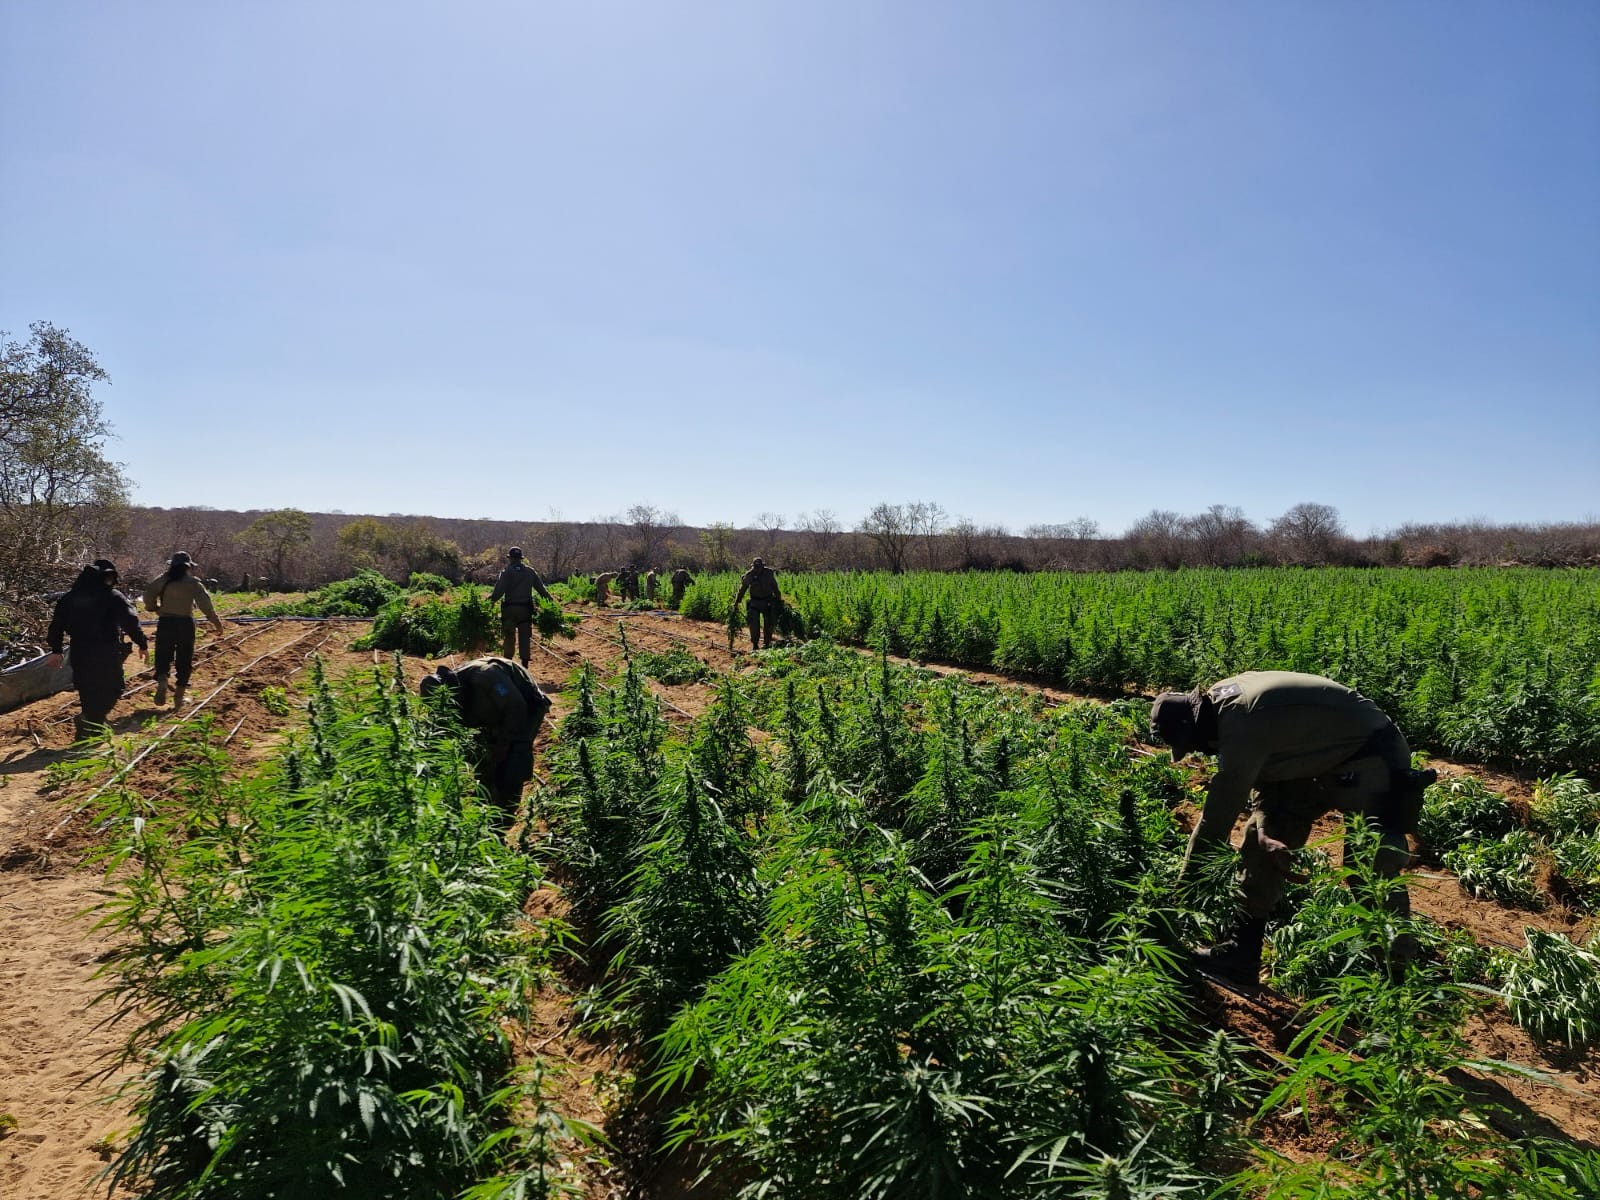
[[487, 547, 555, 669], [420, 656, 551, 822], [732, 556, 783, 650], [143, 552, 225, 708], [45, 559, 149, 740], [669, 566, 695, 609], [1149, 670, 1433, 985]]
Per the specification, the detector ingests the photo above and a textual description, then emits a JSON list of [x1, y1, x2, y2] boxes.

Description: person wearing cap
[[732, 556, 783, 651], [1149, 670, 1419, 984], [488, 547, 555, 669], [420, 656, 551, 822], [668, 566, 695, 610], [45, 559, 149, 740], [143, 552, 225, 708]]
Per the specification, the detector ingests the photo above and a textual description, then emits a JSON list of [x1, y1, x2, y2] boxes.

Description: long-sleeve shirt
[[488, 561, 553, 607], [143, 575, 220, 623], [455, 657, 547, 748], [1190, 671, 1395, 848], [49, 581, 148, 656]]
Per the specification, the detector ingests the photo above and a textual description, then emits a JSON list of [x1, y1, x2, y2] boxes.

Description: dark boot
[[1194, 918, 1266, 986], [154, 679, 167, 706], [173, 685, 186, 709]]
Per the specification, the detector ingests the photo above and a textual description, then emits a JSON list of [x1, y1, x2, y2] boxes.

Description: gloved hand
[[1259, 833, 1309, 883]]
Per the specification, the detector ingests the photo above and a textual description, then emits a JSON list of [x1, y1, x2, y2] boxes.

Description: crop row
[[683, 567, 1600, 774], [537, 637, 1600, 1198]]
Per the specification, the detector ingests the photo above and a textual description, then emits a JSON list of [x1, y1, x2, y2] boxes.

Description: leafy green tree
[[236, 508, 312, 587], [0, 322, 129, 644]]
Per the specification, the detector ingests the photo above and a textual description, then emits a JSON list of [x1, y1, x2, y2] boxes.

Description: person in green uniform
[[1150, 670, 1431, 984], [732, 557, 782, 650], [488, 548, 554, 669], [420, 656, 551, 821], [668, 566, 695, 609], [143, 551, 226, 708]]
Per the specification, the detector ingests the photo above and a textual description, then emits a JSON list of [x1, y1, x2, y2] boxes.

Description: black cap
[[170, 551, 195, 567], [507, 547, 523, 559], [1149, 690, 1200, 758], [91, 558, 118, 577]]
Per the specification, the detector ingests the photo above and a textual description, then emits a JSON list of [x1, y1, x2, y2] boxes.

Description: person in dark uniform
[[487, 548, 555, 669], [732, 557, 782, 650], [1150, 670, 1431, 984], [421, 656, 551, 822], [44, 559, 149, 740], [617, 565, 640, 603], [669, 567, 695, 609]]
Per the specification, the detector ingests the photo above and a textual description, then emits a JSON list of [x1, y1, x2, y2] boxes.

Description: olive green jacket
[[1192, 671, 1393, 847], [455, 657, 545, 747], [489, 561, 553, 607], [143, 575, 220, 623]]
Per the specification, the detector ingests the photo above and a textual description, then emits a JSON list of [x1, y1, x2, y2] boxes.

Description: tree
[[528, 508, 582, 581], [859, 502, 914, 573], [626, 503, 678, 567], [237, 508, 313, 586], [908, 500, 948, 570], [699, 522, 736, 572], [1270, 502, 1345, 565], [754, 511, 785, 556], [1185, 504, 1255, 567], [1127, 509, 1186, 569], [797, 509, 842, 566], [0, 323, 130, 642]]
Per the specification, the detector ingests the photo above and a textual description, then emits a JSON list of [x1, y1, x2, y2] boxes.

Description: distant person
[[143, 552, 225, 708], [487, 547, 555, 669], [732, 556, 783, 650], [420, 656, 551, 823], [617, 565, 640, 603], [645, 568, 659, 602], [669, 566, 695, 609], [1149, 670, 1432, 985], [240, 572, 251, 592], [594, 571, 618, 605], [45, 559, 149, 740]]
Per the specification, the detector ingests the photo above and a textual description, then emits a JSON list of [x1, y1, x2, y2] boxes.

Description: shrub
[[1503, 928, 1600, 1046]]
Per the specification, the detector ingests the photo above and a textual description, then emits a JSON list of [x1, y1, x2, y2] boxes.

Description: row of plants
[[85, 658, 595, 1199], [680, 567, 1600, 773], [1418, 772, 1600, 911], [359, 588, 579, 656], [534, 636, 1600, 1198]]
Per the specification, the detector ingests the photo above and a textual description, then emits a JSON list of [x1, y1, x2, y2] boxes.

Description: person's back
[[491, 559, 546, 606], [143, 573, 220, 623], [54, 569, 137, 653]]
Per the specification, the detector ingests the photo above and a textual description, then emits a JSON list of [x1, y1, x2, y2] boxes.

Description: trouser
[[154, 615, 197, 687], [747, 596, 779, 648], [1238, 726, 1413, 921], [476, 737, 536, 821], [670, 585, 686, 609], [500, 603, 533, 664], [72, 653, 125, 739]]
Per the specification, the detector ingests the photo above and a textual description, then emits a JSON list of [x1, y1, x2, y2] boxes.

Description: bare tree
[[626, 503, 678, 567], [699, 522, 736, 572], [754, 511, 785, 556], [859, 502, 914, 573], [528, 508, 581, 580], [797, 509, 842, 566], [1270, 502, 1345, 565], [908, 500, 948, 570], [1127, 509, 1187, 569], [1185, 504, 1255, 566]]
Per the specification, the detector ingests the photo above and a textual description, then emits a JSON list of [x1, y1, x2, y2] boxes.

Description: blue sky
[[3, 1, 1596, 537]]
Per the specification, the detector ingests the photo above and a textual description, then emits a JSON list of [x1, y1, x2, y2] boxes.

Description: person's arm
[[45, 598, 67, 665], [142, 581, 162, 614], [194, 581, 225, 633], [488, 570, 506, 603], [733, 571, 750, 607], [1177, 740, 1266, 879], [115, 594, 150, 655]]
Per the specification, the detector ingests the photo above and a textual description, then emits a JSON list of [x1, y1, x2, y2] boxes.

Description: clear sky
[[3, 1, 1596, 537]]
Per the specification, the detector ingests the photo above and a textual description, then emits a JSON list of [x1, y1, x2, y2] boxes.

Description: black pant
[[72, 651, 125, 735], [154, 615, 197, 687]]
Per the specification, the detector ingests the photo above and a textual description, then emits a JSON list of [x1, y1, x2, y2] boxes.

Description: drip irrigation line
[[45, 624, 333, 840]]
